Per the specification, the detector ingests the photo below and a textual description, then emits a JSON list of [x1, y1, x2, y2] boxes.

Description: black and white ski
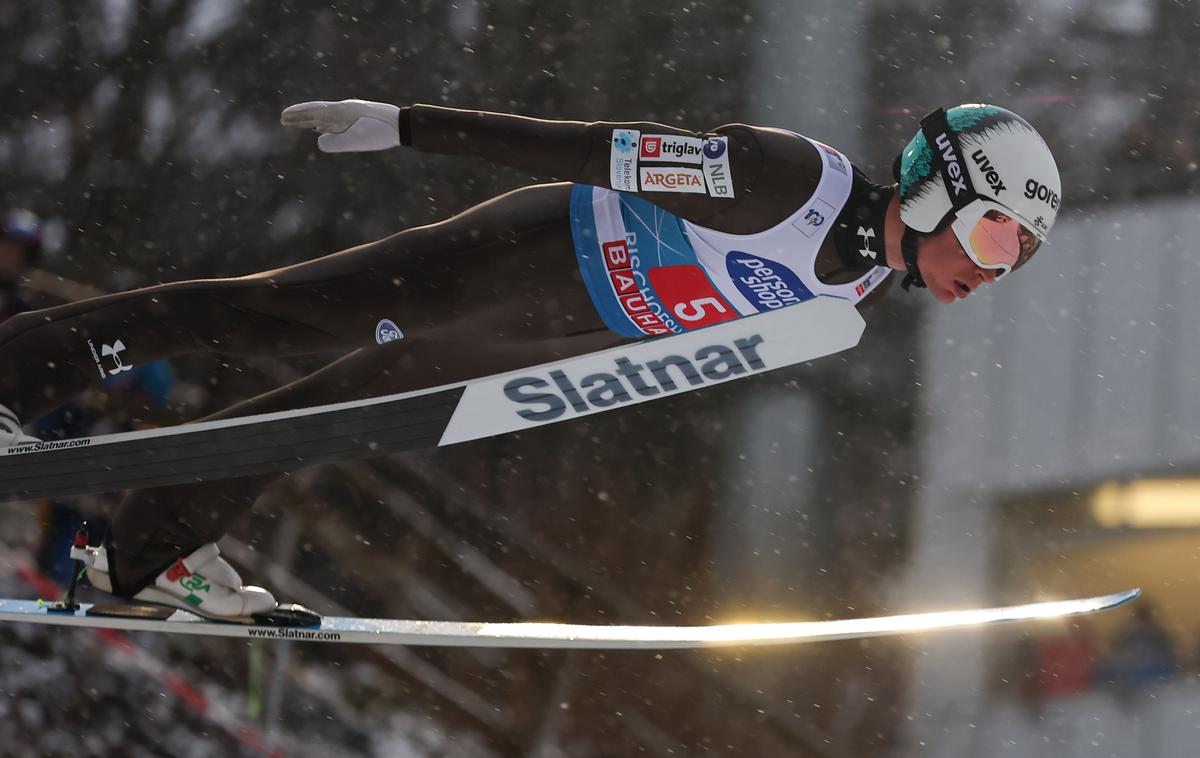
[[0, 589, 1140, 649], [0, 296, 864, 501]]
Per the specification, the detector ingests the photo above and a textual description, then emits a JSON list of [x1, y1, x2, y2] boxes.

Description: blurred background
[[1, 0, 1198, 756]]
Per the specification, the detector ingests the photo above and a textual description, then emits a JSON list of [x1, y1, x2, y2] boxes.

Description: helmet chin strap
[[900, 226, 926, 290], [892, 155, 927, 292]]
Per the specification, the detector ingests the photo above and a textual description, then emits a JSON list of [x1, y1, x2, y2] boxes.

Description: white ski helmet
[[896, 104, 1061, 277]]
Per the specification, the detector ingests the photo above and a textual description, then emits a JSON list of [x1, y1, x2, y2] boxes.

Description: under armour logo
[[804, 209, 825, 227], [857, 226, 877, 260], [101, 340, 134, 376]]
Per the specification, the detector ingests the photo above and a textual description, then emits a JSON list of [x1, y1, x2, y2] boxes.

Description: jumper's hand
[[280, 99, 400, 153]]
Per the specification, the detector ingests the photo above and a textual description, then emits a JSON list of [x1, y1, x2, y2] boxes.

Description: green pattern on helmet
[[899, 105, 1006, 200], [946, 104, 1002, 131], [898, 135, 932, 200]]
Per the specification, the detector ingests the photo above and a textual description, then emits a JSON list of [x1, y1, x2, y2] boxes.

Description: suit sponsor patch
[[639, 135, 704, 164], [609, 129, 640, 192], [702, 137, 734, 198], [639, 167, 706, 194]]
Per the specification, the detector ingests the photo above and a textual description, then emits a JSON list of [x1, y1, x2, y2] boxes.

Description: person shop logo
[[502, 335, 768, 422], [725, 252, 812, 312]]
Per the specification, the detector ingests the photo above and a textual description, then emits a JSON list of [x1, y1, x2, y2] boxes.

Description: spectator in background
[[1020, 618, 1101, 710], [1098, 600, 1179, 702], [0, 209, 41, 323]]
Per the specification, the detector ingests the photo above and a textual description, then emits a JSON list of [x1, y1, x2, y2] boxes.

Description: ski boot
[[0, 402, 39, 450], [80, 539, 278, 623]]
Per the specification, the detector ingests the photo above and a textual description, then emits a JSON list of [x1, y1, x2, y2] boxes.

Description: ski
[[0, 295, 864, 501], [0, 589, 1139, 649]]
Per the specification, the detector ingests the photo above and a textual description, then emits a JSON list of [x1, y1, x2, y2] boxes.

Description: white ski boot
[[0, 402, 39, 449], [78, 541, 276, 622]]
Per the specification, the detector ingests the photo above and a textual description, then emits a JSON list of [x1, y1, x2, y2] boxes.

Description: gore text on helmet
[[1024, 178, 1059, 210]]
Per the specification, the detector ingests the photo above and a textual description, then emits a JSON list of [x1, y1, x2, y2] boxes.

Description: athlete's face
[[917, 226, 999, 304]]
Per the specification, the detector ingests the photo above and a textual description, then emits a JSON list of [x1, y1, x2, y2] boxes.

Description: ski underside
[[0, 590, 1139, 649], [1, 295, 863, 501]]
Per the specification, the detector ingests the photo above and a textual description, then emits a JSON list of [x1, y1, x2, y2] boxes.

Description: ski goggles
[[948, 198, 1043, 276]]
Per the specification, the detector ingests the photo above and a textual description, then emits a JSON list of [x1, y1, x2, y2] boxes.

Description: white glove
[[280, 99, 401, 153]]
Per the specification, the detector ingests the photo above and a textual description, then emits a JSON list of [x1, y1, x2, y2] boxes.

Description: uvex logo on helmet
[[934, 133, 968, 196], [970, 149, 1006, 196]]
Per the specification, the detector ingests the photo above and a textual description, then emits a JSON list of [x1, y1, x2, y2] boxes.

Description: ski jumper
[[0, 105, 895, 593]]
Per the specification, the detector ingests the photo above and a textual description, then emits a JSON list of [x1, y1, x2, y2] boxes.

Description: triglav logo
[[639, 135, 703, 163]]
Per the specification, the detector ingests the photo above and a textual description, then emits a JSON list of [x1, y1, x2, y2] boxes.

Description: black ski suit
[[0, 105, 893, 593]]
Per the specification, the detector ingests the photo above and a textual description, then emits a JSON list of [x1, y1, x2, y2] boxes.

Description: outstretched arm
[[282, 100, 823, 234]]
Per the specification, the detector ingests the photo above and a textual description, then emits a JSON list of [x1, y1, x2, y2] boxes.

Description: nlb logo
[[702, 136, 734, 198], [504, 335, 767, 421], [375, 319, 404, 344], [726, 252, 812, 311], [703, 137, 727, 160]]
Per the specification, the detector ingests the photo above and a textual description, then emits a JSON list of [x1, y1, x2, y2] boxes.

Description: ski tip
[[1113, 587, 1142, 606]]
